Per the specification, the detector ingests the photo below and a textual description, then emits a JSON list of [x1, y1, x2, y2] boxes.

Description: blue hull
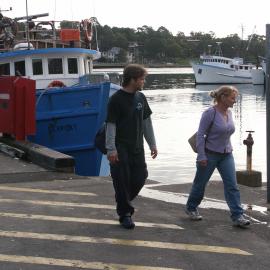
[[28, 82, 111, 176]]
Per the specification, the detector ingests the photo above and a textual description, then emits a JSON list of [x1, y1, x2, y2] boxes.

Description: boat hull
[[192, 63, 259, 84], [250, 69, 265, 85], [28, 82, 111, 176]]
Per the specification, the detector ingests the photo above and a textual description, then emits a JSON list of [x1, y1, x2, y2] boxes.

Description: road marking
[[0, 198, 115, 210], [141, 186, 228, 210], [141, 186, 269, 226], [0, 230, 252, 255], [0, 212, 183, 229], [0, 254, 181, 270], [0, 186, 96, 196]]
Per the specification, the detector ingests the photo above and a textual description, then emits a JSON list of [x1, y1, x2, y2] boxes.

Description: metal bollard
[[236, 130, 262, 187], [243, 131, 254, 173]]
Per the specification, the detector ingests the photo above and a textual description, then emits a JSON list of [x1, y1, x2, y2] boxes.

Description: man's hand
[[107, 151, 119, 164], [198, 160, 207, 166], [151, 148, 158, 159]]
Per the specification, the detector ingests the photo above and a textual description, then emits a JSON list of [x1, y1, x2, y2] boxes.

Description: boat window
[[230, 65, 234, 68], [0, 63, 10, 75], [239, 66, 243, 70], [32, 59, 43, 75], [48, 58, 63, 74], [14, 60, 26, 76], [68, 58, 78, 74], [245, 67, 249, 70]]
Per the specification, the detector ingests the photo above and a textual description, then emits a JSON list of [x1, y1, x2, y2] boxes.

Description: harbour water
[[96, 67, 266, 184]]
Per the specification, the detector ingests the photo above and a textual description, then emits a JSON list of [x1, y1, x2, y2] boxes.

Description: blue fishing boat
[[0, 12, 120, 176]]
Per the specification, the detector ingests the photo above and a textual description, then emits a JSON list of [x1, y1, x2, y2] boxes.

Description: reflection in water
[[144, 73, 194, 90]]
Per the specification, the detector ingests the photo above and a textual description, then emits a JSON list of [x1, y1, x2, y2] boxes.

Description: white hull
[[192, 63, 258, 84], [250, 68, 265, 85]]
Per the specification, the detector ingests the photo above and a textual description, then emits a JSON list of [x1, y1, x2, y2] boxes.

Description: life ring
[[47, 80, 66, 88], [81, 19, 92, 43]]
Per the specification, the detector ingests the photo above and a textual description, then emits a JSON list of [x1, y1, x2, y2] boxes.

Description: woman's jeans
[[186, 152, 243, 221]]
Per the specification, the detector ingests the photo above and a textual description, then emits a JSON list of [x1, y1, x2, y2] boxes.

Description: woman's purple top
[[196, 106, 235, 161]]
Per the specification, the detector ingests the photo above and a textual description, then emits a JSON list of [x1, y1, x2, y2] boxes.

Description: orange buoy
[[47, 80, 66, 88]]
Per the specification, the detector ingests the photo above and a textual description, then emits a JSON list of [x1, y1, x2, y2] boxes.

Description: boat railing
[[79, 72, 121, 85], [0, 16, 97, 52]]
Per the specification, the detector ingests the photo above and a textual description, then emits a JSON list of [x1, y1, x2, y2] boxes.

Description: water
[[96, 67, 266, 184]]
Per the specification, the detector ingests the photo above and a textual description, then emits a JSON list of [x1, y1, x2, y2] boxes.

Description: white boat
[[250, 56, 265, 85], [250, 68, 265, 85], [192, 42, 264, 85]]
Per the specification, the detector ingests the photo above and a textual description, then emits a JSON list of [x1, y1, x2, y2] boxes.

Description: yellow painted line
[[0, 198, 115, 210], [0, 212, 183, 229], [0, 230, 252, 255], [0, 186, 96, 196], [0, 254, 181, 270]]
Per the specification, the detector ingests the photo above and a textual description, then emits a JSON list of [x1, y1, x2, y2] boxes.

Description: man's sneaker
[[233, 215, 250, 228], [120, 215, 135, 229], [185, 208, 202, 221]]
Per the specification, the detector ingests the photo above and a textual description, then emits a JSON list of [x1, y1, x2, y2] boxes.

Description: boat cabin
[[200, 55, 254, 71], [0, 46, 100, 89]]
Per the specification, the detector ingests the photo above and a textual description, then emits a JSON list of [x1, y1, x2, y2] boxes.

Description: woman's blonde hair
[[209, 85, 238, 103]]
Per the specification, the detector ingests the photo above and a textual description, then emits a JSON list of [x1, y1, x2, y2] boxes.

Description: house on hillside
[[101, 47, 121, 62], [128, 42, 140, 62], [101, 42, 141, 63]]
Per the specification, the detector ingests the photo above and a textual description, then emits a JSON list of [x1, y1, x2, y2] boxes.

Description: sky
[[1, 0, 270, 39]]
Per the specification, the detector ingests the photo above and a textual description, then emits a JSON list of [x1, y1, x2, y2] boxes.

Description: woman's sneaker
[[233, 215, 250, 228], [185, 208, 202, 221]]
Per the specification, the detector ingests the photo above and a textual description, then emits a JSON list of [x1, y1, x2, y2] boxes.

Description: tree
[[98, 25, 114, 51], [116, 48, 127, 63]]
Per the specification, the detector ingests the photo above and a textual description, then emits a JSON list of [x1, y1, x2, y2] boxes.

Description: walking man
[[105, 64, 158, 229]]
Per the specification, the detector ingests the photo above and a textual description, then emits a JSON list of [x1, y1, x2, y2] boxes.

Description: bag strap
[[205, 107, 216, 141]]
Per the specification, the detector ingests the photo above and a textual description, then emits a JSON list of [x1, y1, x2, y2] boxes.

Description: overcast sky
[[1, 0, 269, 39]]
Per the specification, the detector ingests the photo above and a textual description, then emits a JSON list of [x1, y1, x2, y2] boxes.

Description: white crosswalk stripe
[[0, 211, 183, 229], [0, 185, 96, 196], [0, 254, 182, 270], [0, 198, 115, 209], [0, 230, 252, 255]]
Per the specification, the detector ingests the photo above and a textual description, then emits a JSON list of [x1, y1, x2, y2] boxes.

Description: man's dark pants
[[110, 145, 148, 220]]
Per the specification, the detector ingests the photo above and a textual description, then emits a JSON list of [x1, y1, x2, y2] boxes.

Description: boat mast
[[25, 0, 31, 50], [207, 44, 212, 55], [214, 42, 223, 57]]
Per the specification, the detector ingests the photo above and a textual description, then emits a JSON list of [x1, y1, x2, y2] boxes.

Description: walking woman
[[185, 85, 250, 228]]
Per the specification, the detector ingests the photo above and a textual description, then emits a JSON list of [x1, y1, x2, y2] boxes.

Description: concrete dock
[[0, 151, 269, 270]]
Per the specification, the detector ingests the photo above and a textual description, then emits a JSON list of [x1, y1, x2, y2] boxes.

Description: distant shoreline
[[94, 63, 191, 68]]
